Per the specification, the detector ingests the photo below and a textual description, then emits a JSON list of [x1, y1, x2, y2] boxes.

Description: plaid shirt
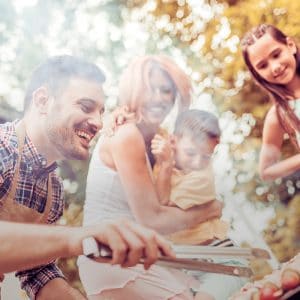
[[0, 121, 65, 299]]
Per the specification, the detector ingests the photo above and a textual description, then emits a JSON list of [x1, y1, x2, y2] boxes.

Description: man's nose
[[88, 114, 103, 132]]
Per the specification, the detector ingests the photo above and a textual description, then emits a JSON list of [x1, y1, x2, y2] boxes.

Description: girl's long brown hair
[[241, 24, 300, 149], [118, 55, 192, 121]]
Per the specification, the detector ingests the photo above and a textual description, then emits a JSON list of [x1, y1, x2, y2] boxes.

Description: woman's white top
[[83, 138, 134, 226]]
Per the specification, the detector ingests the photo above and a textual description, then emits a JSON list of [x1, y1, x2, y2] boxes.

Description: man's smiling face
[[46, 77, 105, 160]]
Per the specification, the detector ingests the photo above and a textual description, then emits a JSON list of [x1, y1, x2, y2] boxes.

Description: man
[[0, 55, 173, 299]]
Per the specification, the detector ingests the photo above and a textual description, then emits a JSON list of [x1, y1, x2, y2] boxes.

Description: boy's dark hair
[[24, 55, 106, 111], [174, 109, 220, 143]]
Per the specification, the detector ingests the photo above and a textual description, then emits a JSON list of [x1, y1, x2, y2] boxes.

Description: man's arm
[[36, 278, 85, 300], [0, 222, 76, 273], [17, 262, 83, 300], [0, 219, 174, 273]]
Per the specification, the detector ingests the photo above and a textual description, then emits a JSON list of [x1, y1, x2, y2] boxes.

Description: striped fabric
[[209, 238, 235, 247]]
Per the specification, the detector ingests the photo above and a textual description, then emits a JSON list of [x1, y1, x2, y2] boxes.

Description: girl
[[241, 24, 300, 181]]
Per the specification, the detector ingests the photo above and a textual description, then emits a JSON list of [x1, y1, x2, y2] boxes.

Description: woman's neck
[[137, 122, 158, 145]]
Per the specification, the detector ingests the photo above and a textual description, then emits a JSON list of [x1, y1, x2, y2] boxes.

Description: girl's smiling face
[[248, 33, 297, 86]]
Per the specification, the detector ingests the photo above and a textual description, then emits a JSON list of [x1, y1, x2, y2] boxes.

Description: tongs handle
[[82, 237, 112, 259], [82, 237, 253, 277]]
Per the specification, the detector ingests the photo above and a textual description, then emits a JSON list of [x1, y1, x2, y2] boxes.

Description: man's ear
[[286, 37, 297, 54], [32, 87, 50, 114]]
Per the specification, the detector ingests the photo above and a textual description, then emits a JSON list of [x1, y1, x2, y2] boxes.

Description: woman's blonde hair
[[118, 55, 192, 120]]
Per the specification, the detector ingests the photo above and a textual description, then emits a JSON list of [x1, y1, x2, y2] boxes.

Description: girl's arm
[[260, 106, 300, 181], [108, 124, 222, 234]]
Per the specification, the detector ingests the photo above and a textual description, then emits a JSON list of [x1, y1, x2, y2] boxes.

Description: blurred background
[[0, 0, 299, 296]]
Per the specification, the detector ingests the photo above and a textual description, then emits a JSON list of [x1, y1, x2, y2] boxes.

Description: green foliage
[[142, 0, 300, 264], [1, 0, 300, 292]]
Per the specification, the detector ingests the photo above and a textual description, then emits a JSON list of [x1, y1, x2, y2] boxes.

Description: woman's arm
[[109, 124, 222, 234], [259, 107, 300, 181], [154, 162, 173, 205]]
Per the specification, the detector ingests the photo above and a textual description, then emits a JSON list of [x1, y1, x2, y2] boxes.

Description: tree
[[1, 0, 299, 293], [137, 0, 300, 262]]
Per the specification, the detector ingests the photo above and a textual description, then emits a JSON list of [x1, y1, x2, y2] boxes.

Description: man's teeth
[[76, 130, 92, 141]]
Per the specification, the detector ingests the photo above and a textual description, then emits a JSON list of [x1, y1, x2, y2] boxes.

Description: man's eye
[[81, 105, 91, 113]]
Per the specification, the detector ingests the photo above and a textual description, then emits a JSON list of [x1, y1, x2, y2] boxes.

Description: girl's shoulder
[[265, 105, 280, 126], [263, 105, 285, 138]]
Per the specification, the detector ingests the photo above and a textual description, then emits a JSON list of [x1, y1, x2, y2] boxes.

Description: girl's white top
[[289, 98, 300, 145]]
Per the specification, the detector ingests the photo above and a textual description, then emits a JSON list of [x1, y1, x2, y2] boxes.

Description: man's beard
[[46, 125, 88, 161]]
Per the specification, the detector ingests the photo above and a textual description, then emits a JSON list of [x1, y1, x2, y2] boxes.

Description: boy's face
[[174, 134, 218, 173]]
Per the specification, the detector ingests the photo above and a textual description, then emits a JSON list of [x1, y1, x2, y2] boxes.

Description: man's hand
[[74, 219, 175, 270]]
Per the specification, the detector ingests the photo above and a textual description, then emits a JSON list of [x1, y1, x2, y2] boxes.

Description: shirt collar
[[13, 120, 58, 174]]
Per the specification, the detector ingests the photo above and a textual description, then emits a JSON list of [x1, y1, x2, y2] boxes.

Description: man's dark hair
[[24, 55, 106, 111], [174, 109, 220, 143]]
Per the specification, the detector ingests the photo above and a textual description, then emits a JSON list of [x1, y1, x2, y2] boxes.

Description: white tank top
[[83, 138, 134, 226], [289, 98, 300, 145]]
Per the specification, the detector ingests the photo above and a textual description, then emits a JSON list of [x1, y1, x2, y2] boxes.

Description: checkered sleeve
[[0, 126, 15, 199], [16, 262, 65, 299]]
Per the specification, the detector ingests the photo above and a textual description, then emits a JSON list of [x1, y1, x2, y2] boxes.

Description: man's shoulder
[[0, 120, 17, 138], [0, 121, 17, 182], [0, 121, 17, 153]]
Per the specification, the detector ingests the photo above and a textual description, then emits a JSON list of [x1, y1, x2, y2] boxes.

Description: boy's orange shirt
[[153, 129, 228, 245], [167, 164, 228, 245]]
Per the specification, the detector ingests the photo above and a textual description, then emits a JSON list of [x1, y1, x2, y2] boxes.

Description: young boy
[[151, 109, 229, 245], [151, 109, 245, 300]]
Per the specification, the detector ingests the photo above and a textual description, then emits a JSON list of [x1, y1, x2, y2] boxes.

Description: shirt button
[[41, 158, 47, 167]]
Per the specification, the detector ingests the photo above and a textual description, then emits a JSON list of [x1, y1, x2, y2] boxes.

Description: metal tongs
[[83, 237, 271, 278]]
